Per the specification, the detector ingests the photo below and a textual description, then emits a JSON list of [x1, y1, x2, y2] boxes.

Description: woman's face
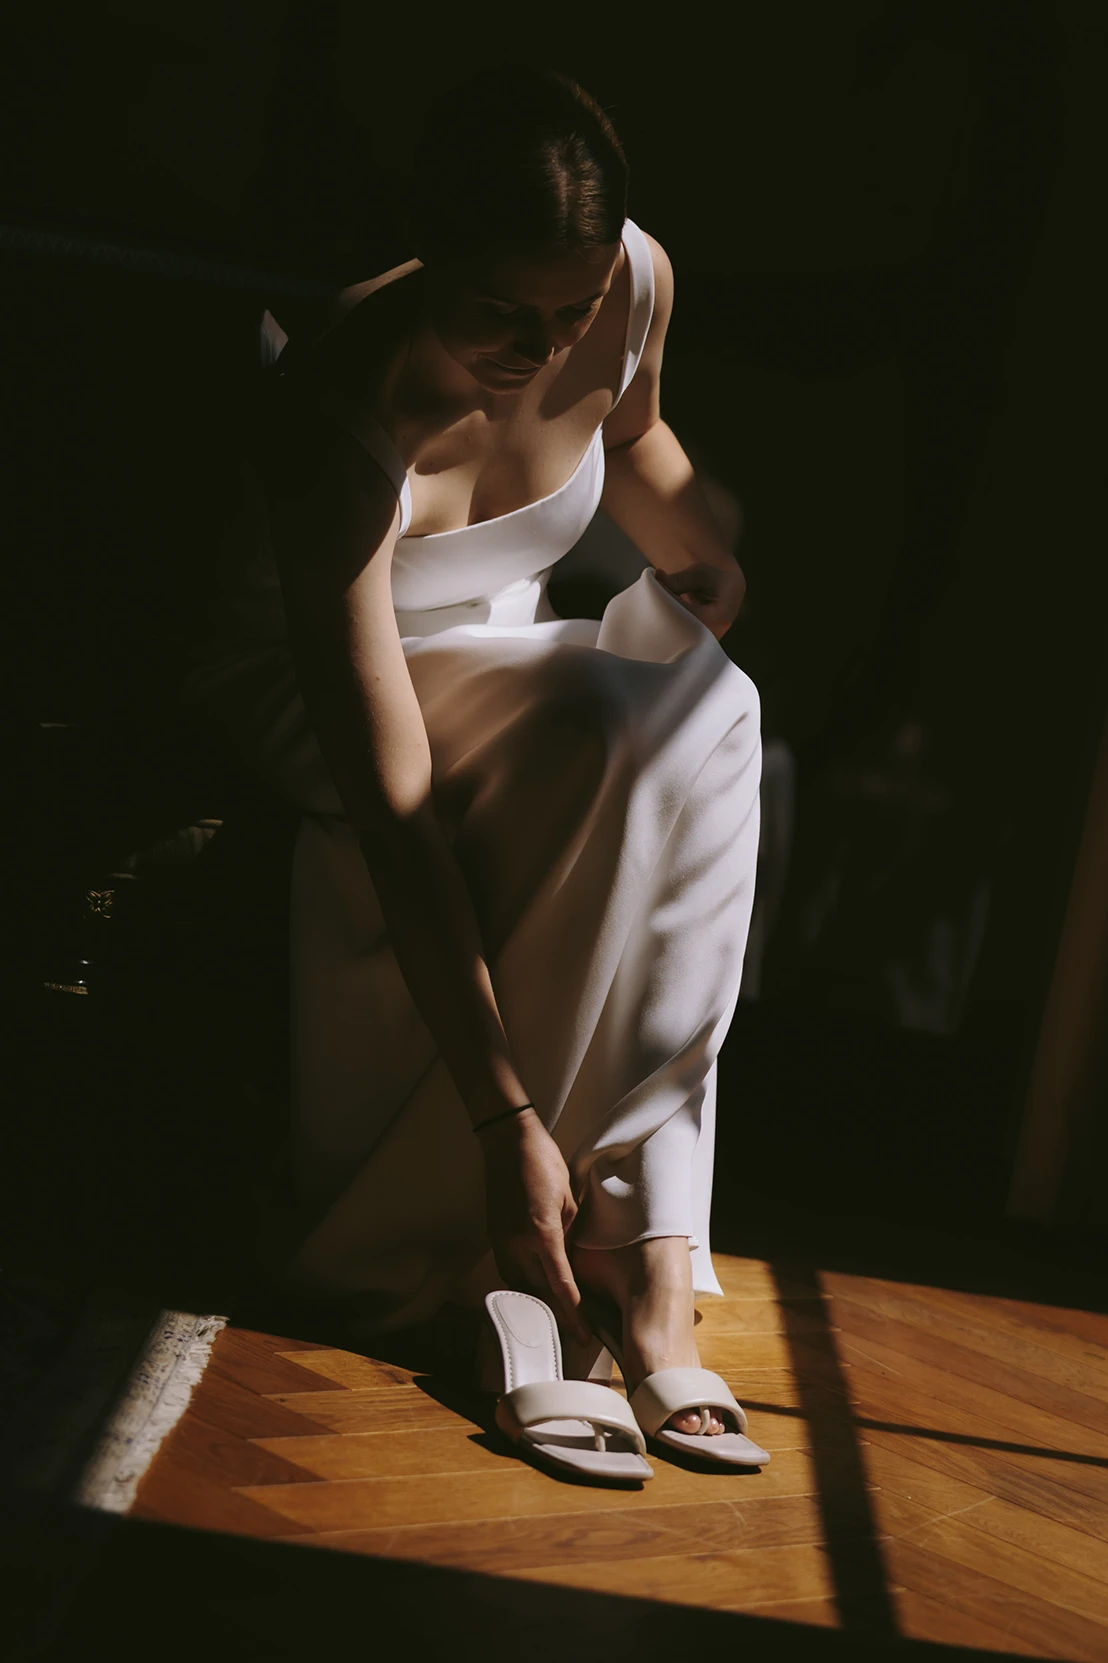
[[424, 240, 623, 392]]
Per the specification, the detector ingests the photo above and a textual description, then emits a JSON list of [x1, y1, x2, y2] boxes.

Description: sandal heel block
[[474, 1319, 507, 1395], [484, 1290, 652, 1486], [580, 1296, 770, 1469], [560, 1328, 614, 1386]]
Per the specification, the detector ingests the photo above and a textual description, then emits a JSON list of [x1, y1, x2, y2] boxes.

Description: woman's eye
[[477, 299, 595, 322]]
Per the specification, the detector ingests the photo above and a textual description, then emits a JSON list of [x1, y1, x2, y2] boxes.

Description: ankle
[[621, 1316, 700, 1390], [620, 1286, 699, 1386]]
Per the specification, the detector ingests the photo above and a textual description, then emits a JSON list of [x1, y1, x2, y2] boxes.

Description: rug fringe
[[72, 1310, 228, 1514]]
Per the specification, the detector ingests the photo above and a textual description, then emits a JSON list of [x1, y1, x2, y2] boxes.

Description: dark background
[[2, 0, 1104, 1305]]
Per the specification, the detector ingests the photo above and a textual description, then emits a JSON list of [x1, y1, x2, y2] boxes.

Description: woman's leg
[[552, 677, 762, 1437], [570, 1235, 725, 1435]]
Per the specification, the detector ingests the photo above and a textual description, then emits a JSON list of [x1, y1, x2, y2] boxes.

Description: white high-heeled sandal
[[482, 1291, 653, 1485], [583, 1298, 771, 1468]]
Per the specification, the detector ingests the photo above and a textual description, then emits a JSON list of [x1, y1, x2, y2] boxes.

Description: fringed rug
[[72, 1309, 227, 1512], [1, 1279, 226, 1511]]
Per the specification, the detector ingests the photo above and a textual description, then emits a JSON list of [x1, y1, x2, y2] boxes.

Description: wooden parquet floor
[[132, 1255, 1108, 1659]]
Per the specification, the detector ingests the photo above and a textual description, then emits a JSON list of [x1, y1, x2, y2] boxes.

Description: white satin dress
[[185, 220, 762, 1330]]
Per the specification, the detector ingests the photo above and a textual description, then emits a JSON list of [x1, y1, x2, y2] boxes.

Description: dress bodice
[[391, 425, 606, 631]]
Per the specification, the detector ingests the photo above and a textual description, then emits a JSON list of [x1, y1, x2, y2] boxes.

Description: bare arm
[[601, 236, 747, 639], [264, 400, 524, 1122], [259, 387, 588, 1333]]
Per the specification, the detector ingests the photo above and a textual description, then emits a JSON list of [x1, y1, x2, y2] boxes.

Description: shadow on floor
[[4, 1501, 1043, 1663], [768, 1262, 900, 1640]]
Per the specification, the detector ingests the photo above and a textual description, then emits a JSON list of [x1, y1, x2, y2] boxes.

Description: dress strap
[[260, 308, 289, 370], [614, 219, 656, 406]]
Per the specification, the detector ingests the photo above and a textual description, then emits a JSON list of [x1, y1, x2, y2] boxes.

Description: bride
[[187, 65, 761, 1448]]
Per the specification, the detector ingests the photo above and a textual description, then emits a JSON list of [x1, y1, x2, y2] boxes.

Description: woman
[[186, 66, 760, 1444]]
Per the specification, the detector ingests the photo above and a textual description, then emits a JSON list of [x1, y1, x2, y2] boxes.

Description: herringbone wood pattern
[[133, 1255, 1108, 1657]]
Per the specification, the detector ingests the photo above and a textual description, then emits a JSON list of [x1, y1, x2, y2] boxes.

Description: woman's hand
[[655, 560, 747, 640], [479, 1108, 591, 1342]]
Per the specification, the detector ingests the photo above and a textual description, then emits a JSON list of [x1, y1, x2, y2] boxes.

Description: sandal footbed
[[529, 1442, 654, 1481], [653, 1427, 770, 1465]]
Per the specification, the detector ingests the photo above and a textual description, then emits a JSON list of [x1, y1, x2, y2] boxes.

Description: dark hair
[[409, 66, 628, 264]]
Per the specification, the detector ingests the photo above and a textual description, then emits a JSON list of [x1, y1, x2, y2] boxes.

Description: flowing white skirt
[[187, 567, 761, 1329]]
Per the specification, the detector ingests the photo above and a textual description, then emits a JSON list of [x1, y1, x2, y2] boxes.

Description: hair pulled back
[[409, 66, 628, 265]]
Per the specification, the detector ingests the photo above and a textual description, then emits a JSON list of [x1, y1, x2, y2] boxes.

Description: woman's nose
[[516, 326, 558, 366]]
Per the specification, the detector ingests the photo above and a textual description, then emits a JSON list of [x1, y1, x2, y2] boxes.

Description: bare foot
[[570, 1237, 725, 1436]]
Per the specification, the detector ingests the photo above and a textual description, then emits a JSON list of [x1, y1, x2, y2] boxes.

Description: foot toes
[[666, 1409, 728, 1435], [665, 1409, 727, 1435]]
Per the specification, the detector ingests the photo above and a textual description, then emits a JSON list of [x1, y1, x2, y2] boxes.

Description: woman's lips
[[487, 358, 538, 376]]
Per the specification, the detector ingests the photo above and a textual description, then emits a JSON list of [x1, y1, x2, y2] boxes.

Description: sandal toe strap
[[498, 1379, 647, 1455], [629, 1368, 748, 1437]]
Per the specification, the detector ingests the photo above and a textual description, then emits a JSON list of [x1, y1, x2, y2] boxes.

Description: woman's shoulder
[[631, 228, 674, 313], [327, 259, 424, 335], [268, 262, 424, 401], [645, 230, 673, 284], [251, 266, 423, 477]]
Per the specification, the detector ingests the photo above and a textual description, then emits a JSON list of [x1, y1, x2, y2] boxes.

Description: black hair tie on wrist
[[472, 1102, 534, 1134]]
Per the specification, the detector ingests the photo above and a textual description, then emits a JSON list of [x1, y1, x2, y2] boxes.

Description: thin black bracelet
[[472, 1102, 534, 1135]]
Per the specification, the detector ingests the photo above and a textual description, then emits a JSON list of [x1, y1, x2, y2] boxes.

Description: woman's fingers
[[537, 1229, 591, 1343], [656, 563, 745, 639], [483, 1114, 590, 1338], [657, 561, 718, 598], [492, 1223, 589, 1343]]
